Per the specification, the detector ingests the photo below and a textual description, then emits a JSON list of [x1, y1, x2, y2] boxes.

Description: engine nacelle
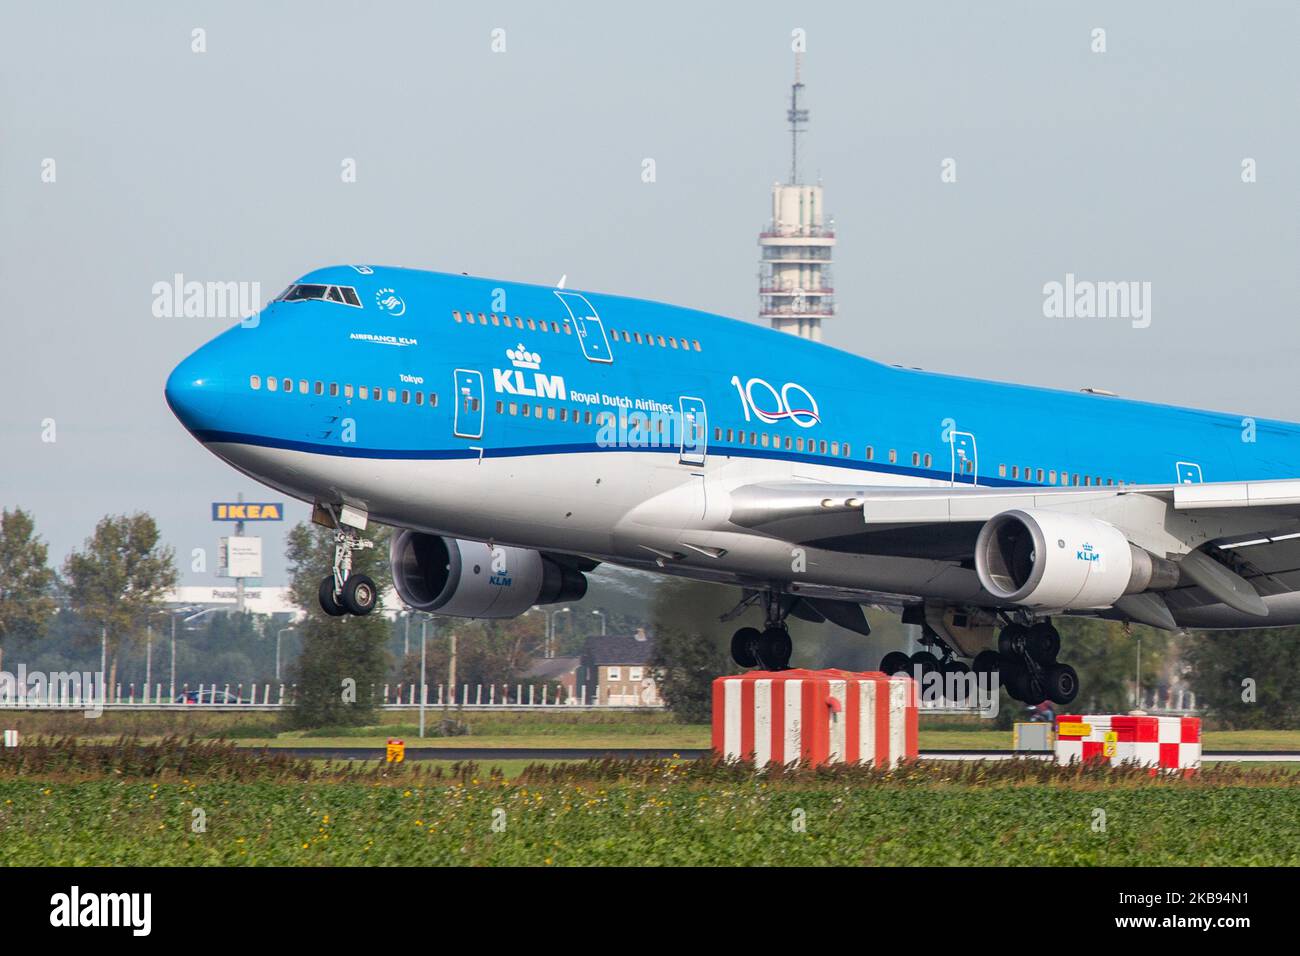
[[390, 531, 587, 619], [974, 509, 1175, 610]]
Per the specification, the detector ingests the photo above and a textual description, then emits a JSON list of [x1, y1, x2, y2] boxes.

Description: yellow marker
[[1103, 731, 1117, 758], [386, 738, 405, 763], [1058, 722, 1092, 737]]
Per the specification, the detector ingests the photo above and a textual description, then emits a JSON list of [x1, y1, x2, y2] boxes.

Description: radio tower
[[758, 52, 836, 341]]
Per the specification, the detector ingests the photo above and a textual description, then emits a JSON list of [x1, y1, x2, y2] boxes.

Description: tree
[[649, 579, 734, 722], [1182, 627, 1300, 729], [62, 512, 177, 692], [0, 508, 57, 655], [284, 521, 392, 728]]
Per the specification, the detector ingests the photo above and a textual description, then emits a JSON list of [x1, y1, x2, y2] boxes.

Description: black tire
[[758, 626, 793, 670], [909, 650, 941, 678], [1000, 657, 1029, 701], [1026, 622, 1061, 663], [972, 650, 1000, 675], [318, 576, 345, 617], [1044, 662, 1080, 706], [341, 573, 378, 615], [997, 622, 1027, 657], [880, 651, 912, 676], [730, 627, 760, 669]]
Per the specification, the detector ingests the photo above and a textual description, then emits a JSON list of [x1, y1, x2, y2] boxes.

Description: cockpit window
[[277, 284, 363, 308]]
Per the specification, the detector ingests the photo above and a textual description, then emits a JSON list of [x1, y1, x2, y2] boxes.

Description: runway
[[254, 746, 1300, 763]]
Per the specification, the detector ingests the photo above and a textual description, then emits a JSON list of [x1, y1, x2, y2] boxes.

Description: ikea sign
[[212, 502, 284, 521]]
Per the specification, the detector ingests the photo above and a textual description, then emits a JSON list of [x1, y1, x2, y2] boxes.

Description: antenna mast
[[787, 51, 809, 184]]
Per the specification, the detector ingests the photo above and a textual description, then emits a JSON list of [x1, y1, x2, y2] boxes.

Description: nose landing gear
[[317, 526, 377, 617]]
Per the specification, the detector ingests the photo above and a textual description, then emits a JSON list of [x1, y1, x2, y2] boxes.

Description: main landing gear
[[880, 626, 973, 688], [729, 591, 794, 671], [880, 618, 1079, 706], [318, 526, 378, 617]]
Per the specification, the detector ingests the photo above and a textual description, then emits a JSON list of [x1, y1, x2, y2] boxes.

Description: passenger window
[[490, 314, 500, 326], [453, 311, 462, 322], [785, 437, 793, 450], [889, 449, 897, 463], [429, 394, 438, 407], [584, 411, 593, 425], [414, 391, 423, 405], [267, 377, 278, 392], [832, 442, 840, 456], [819, 440, 827, 454], [314, 381, 324, 395], [564, 323, 572, 335], [495, 400, 503, 414], [522, 405, 531, 417], [999, 464, 1007, 477], [250, 375, 261, 390], [923, 453, 931, 467], [387, 388, 396, 403], [911, 452, 920, 466], [547, 407, 556, 420], [866, 446, 874, 461], [299, 380, 308, 394], [358, 387, 368, 400], [401, 390, 410, 404], [344, 384, 354, 398], [693, 340, 701, 352], [330, 383, 339, 397]]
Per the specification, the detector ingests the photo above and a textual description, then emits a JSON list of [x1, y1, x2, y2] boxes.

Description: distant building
[[523, 655, 582, 701], [758, 52, 835, 341], [581, 630, 662, 706]]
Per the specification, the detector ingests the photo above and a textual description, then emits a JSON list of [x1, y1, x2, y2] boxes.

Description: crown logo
[[507, 344, 540, 370]]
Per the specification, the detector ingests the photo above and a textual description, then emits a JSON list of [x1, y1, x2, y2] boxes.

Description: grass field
[[1, 738, 1298, 866]]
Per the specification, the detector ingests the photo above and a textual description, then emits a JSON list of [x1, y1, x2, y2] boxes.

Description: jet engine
[[974, 509, 1178, 609], [390, 530, 587, 619]]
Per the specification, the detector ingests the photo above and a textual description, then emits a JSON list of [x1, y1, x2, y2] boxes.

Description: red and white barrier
[[712, 669, 918, 768], [1055, 714, 1201, 771]]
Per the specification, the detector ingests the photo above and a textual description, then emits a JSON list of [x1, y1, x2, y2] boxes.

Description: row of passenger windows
[[715, 427, 853, 458], [998, 463, 1124, 487], [452, 310, 703, 352], [495, 400, 598, 424], [249, 375, 439, 407]]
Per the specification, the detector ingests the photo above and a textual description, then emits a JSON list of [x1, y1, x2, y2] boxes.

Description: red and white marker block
[[2, 730, 18, 748], [712, 669, 918, 768], [1055, 714, 1200, 771]]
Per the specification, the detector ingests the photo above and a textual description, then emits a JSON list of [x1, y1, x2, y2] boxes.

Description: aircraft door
[[554, 291, 614, 364], [453, 368, 484, 439], [949, 430, 978, 485], [679, 397, 707, 466]]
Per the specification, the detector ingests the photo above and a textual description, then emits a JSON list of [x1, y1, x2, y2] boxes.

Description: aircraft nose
[[165, 345, 229, 436]]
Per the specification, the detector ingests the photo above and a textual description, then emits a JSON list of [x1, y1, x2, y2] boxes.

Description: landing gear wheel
[[730, 627, 761, 669], [1025, 622, 1061, 663], [880, 651, 912, 676], [972, 650, 1000, 676], [1043, 663, 1079, 705], [909, 651, 941, 679], [340, 573, 378, 616], [318, 576, 345, 617], [757, 626, 793, 671], [997, 622, 1027, 657]]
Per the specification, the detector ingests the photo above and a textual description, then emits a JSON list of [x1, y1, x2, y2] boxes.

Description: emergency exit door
[[453, 368, 484, 439]]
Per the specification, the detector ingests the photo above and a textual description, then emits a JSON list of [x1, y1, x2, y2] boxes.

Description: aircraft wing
[[726, 478, 1300, 618]]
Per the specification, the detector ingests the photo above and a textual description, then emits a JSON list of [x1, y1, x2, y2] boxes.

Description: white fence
[[0, 681, 664, 712]]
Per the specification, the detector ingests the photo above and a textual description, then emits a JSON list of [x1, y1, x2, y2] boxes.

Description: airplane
[[165, 265, 1300, 706]]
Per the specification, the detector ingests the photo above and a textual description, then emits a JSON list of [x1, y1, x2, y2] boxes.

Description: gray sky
[[2, 1, 1297, 585]]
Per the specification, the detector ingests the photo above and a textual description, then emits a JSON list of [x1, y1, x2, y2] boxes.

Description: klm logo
[[1077, 543, 1100, 563], [493, 368, 567, 400], [489, 574, 513, 587], [493, 344, 566, 399]]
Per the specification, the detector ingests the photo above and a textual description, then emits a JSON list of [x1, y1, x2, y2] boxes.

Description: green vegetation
[[1, 738, 1297, 866]]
